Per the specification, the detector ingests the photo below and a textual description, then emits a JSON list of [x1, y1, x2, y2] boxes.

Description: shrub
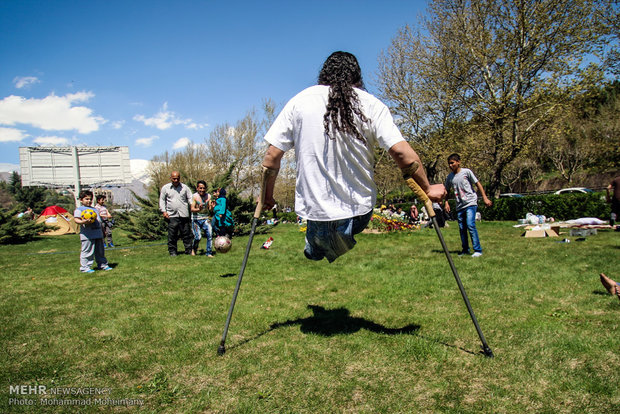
[[0, 208, 49, 244], [480, 193, 610, 221], [116, 190, 167, 240], [278, 212, 298, 223]]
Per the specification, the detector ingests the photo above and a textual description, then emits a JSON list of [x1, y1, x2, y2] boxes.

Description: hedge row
[[275, 193, 610, 223], [389, 193, 610, 222], [479, 193, 610, 221]]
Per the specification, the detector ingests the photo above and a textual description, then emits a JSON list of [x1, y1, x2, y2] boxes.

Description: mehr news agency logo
[[8, 384, 144, 407]]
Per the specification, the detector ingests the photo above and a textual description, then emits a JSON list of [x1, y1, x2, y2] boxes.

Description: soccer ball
[[214, 236, 232, 254], [81, 208, 97, 223]]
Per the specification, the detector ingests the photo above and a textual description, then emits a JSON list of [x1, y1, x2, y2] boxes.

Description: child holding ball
[[74, 190, 112, 273]]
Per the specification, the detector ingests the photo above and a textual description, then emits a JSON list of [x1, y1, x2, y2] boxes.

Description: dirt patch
[[362, 229, 383, 234]]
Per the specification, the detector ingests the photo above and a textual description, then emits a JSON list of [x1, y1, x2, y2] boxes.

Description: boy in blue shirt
[[74, 190, 112, 273]]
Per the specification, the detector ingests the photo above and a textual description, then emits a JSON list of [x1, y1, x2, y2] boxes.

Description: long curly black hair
[[318, 51, 369, 143]]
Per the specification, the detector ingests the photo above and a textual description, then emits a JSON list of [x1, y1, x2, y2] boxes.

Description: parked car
[[499, 193, 524, 198], [554, 187, 593, 195]]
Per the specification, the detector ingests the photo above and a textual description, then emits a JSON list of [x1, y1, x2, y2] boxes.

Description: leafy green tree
[[43, 191, 75, 213], [118, 163, 271, 240], [116, 189, 167, 240], [8, 172, 61, 212], [0, 208, 49, 244], [8, 172, 21, 195], [15, 186, 48, 212], [379, 0, 604, 195], [596, 0, 620, 76], [209, 164, 268, 233], [0, 181, 17, 210]]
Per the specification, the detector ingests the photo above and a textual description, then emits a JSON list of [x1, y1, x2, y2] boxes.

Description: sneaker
[[471, 252, 483, 258], [100, 265, 112, 271], [108, 243, 114, 248], [458, 251, 469, 257], [82, 269, 95, 274]]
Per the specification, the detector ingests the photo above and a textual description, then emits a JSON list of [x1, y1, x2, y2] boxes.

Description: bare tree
[[206, 100, 277, 197], [544, 124, 594, 184], [588, 90, 620, 170], [373, 148, 403, 205], [553, 85, 620, 180], [378, 25, 467, 183], [147, 144, 213, 192], [271, 150, 297, 210]]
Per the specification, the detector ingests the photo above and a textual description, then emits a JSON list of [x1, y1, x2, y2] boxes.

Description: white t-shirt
[[264, 85, 405, 221]]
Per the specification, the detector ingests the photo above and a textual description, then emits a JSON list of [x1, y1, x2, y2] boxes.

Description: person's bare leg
[[600, 273, 620, 301]]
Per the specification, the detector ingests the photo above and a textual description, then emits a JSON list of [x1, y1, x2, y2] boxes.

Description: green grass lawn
[[1, 222, 619, 413]]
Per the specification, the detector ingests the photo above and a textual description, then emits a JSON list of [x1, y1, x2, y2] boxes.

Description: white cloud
[[0, 126, 28, 142], [187, 122, 206, 130], [135, 135, 158, 147], [133, 102, 207, 130], [0, 92, 104, 133], [13, 76, 40, 89], [33, 136, 70, 146], [111, 120, 125, 129], [172, 137, 191, 150]]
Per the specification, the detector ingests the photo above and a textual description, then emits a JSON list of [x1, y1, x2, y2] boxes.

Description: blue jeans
[[304, 210, 372, 263], [192, 218, 213, 255], [456, 205, 482, 254]]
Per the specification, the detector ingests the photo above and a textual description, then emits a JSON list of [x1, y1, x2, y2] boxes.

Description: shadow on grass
[[224, 304, 482, 357], [431, 249, 465, 255], [270, 305, 421, 336], [219, 273, 236, 278], [223, 305, 419, 352]]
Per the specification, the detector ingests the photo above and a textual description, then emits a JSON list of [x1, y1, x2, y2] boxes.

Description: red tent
[[40, 205, 69, 216], [36, 205, 77, 235]]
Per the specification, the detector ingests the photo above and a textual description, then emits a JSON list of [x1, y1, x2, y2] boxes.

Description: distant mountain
[[109, 178, 149, 208], [0, 172, 11, 183], [130, 159, 151, 183], [108, 159, 151, 207]]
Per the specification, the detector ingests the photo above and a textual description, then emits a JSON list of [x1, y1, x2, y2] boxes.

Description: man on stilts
[[260, 51, 445, 261]]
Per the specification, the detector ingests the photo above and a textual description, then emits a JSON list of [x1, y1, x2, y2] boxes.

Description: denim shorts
[[304, 210, 373, 263]]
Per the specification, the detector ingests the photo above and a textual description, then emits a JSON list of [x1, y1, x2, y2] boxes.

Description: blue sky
[[0, 0, 428, 175]]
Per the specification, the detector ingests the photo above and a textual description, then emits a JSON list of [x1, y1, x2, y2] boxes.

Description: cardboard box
[[522, 225, 560, 238]]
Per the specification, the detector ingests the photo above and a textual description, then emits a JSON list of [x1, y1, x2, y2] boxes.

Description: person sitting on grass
[[74, 190, 112, 274], [600, 273, 620, 302]]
